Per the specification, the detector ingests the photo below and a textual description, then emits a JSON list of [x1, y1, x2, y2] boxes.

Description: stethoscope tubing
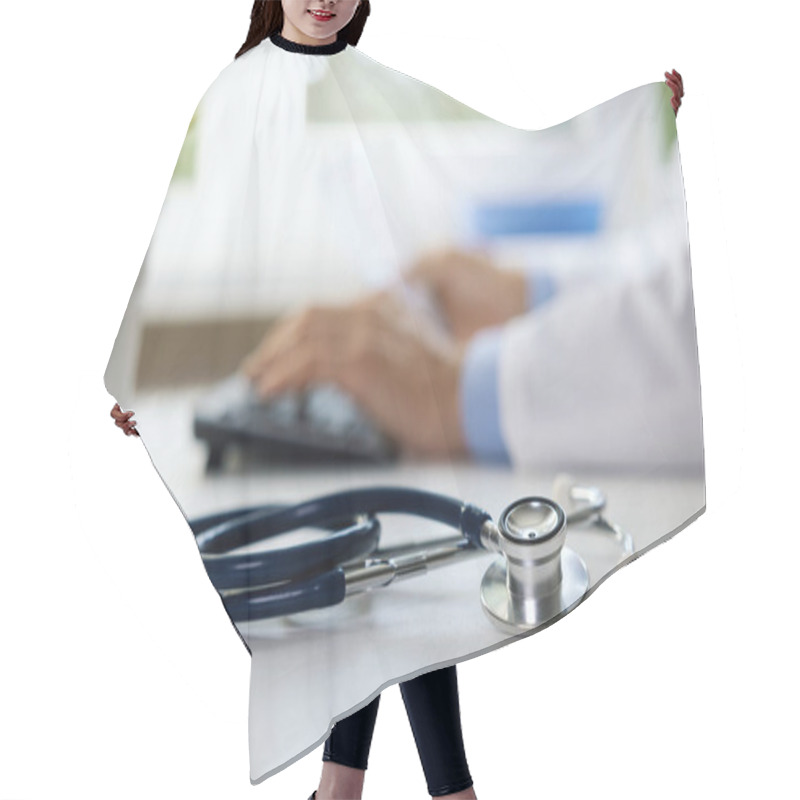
[[188, 486, 493, 621]]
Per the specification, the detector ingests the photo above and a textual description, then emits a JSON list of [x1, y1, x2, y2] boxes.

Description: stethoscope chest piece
[[479, 497, 590, 634]]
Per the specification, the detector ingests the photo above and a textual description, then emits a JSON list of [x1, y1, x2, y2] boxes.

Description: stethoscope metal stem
[[343, 540, 479, 595]]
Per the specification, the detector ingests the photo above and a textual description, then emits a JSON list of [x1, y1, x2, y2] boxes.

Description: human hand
[[665, 69, 684, 116], [404, 246, 527, 344], [239, 290, 468, 458], [110, 403, 139, 437]]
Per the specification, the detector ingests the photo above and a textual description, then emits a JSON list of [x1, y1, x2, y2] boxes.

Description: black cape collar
[[269, 31, 348, 56]]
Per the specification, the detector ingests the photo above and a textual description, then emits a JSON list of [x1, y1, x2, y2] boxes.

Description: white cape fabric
[[104, 33, 704, 783]]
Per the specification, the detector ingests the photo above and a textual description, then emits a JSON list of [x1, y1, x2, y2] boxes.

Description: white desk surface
[[131, 386, 705, 783]]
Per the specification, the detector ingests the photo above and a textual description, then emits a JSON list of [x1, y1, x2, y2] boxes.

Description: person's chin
[[300, 21, 341, 42]]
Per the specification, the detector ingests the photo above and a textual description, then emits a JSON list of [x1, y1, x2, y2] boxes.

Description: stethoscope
[[188, 481, 633, 633]]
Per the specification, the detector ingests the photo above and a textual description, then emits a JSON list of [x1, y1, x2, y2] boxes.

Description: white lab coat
[[499, 244, 705, 472]]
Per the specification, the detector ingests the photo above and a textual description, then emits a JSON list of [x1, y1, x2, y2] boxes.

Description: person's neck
[[280, 20, 337, 47]]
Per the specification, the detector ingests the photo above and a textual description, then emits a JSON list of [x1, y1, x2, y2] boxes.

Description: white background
[[1, 1, 797, 798]]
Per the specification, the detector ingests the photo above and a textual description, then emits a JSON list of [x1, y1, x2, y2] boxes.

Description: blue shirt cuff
[[526, 270, 557, 310], [459, 326, 511, 464]]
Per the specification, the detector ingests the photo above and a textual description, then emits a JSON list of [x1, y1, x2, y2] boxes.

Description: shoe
[[307, 792, 317, 800]]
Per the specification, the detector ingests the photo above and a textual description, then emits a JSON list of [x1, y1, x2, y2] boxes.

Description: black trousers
[[322, 664, 473, 797]]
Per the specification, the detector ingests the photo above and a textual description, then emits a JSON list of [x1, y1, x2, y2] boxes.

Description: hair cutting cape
[[104, 32, 704, 784]]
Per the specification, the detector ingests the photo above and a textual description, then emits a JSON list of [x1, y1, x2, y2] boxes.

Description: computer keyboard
[[193, 371, 399, 470]]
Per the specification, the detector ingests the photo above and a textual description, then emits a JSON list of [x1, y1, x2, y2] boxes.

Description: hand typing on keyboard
[[238, 286, 468, 459]]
